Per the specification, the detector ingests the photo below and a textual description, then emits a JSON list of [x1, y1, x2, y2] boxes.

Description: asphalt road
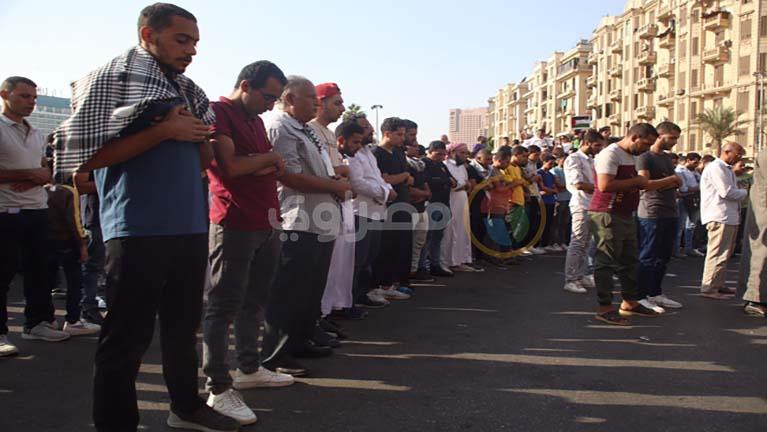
[[1, 252, 766, 432]]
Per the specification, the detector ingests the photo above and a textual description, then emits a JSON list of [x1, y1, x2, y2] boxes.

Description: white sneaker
[[638, 298, 666, 314], [0, 335, 18, 357], [207, 389, 257, 425], [563, 281, 587, 294], [522, 250, 534, 256], [368, 289, 392, 305], [529, 247, 546, 255], [543, 245, 559, 253], [558, 244, 569, 251], [451, 264, 476, 272], [233, 367, 294, 389], [648, 294, 683, 309], [63, 319, 101, 336], [690, 249, 706, 257], [580, 275, 596, 289], [22, 322, 70, 342], [379, 286, 411, 300]]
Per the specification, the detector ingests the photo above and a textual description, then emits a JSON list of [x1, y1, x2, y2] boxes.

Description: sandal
[[718, 287, 737, 295], [595, 310, 630, 326], [619, 303, 661, 317], [702, 292, 734, 300]]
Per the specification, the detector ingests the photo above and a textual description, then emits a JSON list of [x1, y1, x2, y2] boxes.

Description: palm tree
[[695, 106, 750, 155], [343, 103, 365, 121]]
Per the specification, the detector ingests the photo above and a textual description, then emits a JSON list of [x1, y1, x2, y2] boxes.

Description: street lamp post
[[370, 104, 383, 143], [754, 72, 765, 153]]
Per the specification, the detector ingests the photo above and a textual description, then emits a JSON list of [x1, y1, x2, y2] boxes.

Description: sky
[[1, 0, 627, 141]]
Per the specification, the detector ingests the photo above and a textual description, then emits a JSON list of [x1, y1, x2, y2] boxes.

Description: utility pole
[[371, 104, 383, 143], [754, 72, 765, 153]]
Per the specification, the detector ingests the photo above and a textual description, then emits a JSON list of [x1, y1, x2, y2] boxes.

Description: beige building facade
[[448, 107, 489, 145], [489, 0, 767, 155]]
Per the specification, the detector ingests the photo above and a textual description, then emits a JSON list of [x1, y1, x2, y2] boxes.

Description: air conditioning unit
[[676, 89, 686, 96]]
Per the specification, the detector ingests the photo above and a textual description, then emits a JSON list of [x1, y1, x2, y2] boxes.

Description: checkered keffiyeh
[[53, 46, 214, 180]]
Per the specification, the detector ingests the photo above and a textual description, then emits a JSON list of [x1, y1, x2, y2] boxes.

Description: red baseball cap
[[316, 82, 341, 100]]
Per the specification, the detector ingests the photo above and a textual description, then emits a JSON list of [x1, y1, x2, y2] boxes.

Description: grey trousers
[[564, 209, 592, 282], [739, 205, 767, 303], [202, 224, 281, 394]]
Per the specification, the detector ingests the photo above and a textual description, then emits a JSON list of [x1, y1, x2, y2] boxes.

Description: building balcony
[[587, 95, 598, 109], [637, 23, 659, 40], [657, 62, 675, 78], [610, 89, 622, 101], [609, 65, 623, 78], [701, 80, 733, 97], [609, 113, 621, 125], [658, 31, 676, 49], [658, 4, 674, 22], [638, 51, 657, 65], [636, 105, 656, 119], [586, 75, 597, 88], [558, 63, 591, 80], [704, 11, 731, 32], [610, 40, 623, 54], [657, 94, 675, 107], [587, 52, 598, 65], [637, 78, 656, 92], [702, 47, 730, 65]]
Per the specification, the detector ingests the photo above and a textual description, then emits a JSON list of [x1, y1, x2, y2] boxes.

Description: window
[[692, 9, 699, 24], [679, 13, 687, 28], [742, 17, 753, 40], [740, 56, 751, 76], [691, 69, 699, 88], [634, 94, 639, 109], [679, 103, 686, 120], [760, 16, 767, 37], [759, 53, 767, 71], [691, 101, 698, 118], [690, 134, 697, 151], [692, 37, 699, 55], [737, 90, 750, 112], [679, 38, 687, 59], [678, 73, 686, 89]]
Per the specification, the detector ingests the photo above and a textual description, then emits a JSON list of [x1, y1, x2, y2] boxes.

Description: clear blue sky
[[1, 0, 627, 141]]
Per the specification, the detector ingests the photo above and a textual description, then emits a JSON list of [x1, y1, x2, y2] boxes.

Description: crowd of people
[[1, 3, 766, 432]]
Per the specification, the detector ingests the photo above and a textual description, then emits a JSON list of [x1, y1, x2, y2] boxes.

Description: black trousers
[[352, 216, 383, 302], [0, 210, 54, 334], [93, 234, 207, 432], [261, 231, 334, 366], [373, 212, 412, 287]]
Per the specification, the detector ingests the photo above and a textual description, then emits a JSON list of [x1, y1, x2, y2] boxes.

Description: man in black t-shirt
[[418, 141, 456, 277], [403, 120, 434, 283], [372, 118, 413, 299]]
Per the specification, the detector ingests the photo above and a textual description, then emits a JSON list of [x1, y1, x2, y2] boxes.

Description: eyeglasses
[[259, 90, 280, 103]]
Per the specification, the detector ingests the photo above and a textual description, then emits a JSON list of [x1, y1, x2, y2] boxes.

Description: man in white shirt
[[699, 142, 747, 300], [562, 129, 605, 294], [674, 152, 703, 257], [523, 128, 554, 150]]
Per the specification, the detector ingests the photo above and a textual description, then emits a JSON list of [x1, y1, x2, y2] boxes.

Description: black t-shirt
[[407, 158, 428, 213], [423, 157, 452, 205], [373, 146, 411, 220], [637, 151, 678, 219], [466, 163, 484, 216]]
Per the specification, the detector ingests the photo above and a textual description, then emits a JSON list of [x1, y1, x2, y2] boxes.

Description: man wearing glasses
[[202, 61, 293, 425], [699, 142, 748, 300]]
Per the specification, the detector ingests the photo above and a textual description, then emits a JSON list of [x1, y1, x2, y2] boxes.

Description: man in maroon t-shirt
[[202, 61, 294, 425], [589, 123, 656, 326]]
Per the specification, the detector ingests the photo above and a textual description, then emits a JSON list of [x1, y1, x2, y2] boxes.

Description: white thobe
[[440, 159, 473, 267]]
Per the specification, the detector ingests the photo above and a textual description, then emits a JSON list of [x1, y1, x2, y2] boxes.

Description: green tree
[[343, 103, 365, 121], [695, 106, 750, 155]]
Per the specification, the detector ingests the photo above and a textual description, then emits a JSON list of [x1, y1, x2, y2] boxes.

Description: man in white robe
[[441, 143, 475, 271]]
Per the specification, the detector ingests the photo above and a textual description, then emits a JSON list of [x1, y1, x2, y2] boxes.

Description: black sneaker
[[312, 324, 341, 348], [167, 405, 239, 432], [329, 307, 367, 321], [82, 308, 104, 326], [430, 267, 454, 277], [264, 356, 308, 377], [411, 269, 437, 283]]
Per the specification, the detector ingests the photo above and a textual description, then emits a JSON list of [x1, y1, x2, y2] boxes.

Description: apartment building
[[448, 107, 489, 145], [487, 0, 766, 155]]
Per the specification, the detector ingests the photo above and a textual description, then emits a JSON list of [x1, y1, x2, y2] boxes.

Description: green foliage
[[695, 106, 750, 154]]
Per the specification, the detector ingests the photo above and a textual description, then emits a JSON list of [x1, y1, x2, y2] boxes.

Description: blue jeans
[[81, 225, 105, 311], [419, 207, 449, 271], [638, 217, 678, 298], [675, 200, 698, 254]]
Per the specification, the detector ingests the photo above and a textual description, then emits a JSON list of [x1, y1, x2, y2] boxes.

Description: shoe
[[639, 298, 666, 314], [648, 294, 683, 309], [233, 367, 294, 389], [95, 296, 107, 309], [451, 264, 476, 272], [430, 267, 454, 277], [264, 357, 308, 377], [619, 302, 662, 317], [206, 389, 257, 426], [521, 250, 534, 256], [558, 244, 569, 250], [51, 287, 67, 300], [329, 307, 367, 321], [397, 286, 414, 295], [294, 341, 333, 358], [22, 322, 70, 342], [529, 247, 546, 255], [167, 404, 240, 431], [63, 319, 101, 336], [580, 275, 596, 289], [379, 286, 410, 300], [312, 325, 341, 348], [690, 249, 706, 257], [744, 302, 767, 317], [673, 253, 687, 259], [319, 317, 349, 339], [563, 281, 587, 294], [81, 308, 104, 325], [411, 269, 437, 282], [0, 335, 18, 357], [543, 245, 559, 253], [355, 295, 388, 309], [468, 262, 486, 272]]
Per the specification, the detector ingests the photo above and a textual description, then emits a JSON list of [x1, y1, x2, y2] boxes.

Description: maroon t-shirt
[[588, 143, 640, 216], [207, 97, 279, 230]]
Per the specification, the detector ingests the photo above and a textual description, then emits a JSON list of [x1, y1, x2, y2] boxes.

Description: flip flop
[[701, 292, 734, 300], [595, 310, 631, 326]]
